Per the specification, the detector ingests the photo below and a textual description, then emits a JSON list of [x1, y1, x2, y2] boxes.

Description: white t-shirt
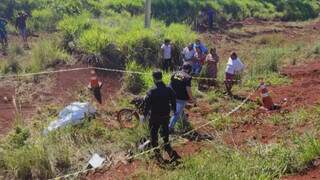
[[161, 44, 172, 59], [182, 47, 195, 61], [225, 58, 245, 75]]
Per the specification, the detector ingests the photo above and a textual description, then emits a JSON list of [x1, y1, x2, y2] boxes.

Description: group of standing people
[[161, 39, 220, 79], [160, 38, 245, 96], [146, 42, 245, 162], [0, 12, 30, 55]]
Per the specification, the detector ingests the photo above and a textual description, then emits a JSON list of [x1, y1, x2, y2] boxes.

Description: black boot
[[169, 150, 181, 163], [154, 150, 166, 164]]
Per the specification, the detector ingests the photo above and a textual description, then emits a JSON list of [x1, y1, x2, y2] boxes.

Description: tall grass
[[137, 134, 320, 179], [0, 101, 149, 179], [27, 39, 70, 73], [59, 12, 196, 67]]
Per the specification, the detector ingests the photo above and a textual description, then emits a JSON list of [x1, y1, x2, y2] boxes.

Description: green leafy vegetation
[[1, 0, 320, 179], [27, 39, 70, 73], [58, 12, 196, 67]]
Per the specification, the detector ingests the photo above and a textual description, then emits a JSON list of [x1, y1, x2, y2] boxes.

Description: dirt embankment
[[0, 65, 121, 136]]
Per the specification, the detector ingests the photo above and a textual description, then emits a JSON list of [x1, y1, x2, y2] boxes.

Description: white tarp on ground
[[88, 153, 106, 168], [44, 102, 96, 134]]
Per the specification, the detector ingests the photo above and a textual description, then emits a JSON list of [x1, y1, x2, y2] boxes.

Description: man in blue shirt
[[0, 17, 8, 55], [193, 39, 208, 54]]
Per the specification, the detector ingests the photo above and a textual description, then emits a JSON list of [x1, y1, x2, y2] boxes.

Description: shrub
[[104, 0, 144, 15], [123, 61, 147, 94], [63, 13, 196, 67], [27, 39, 70, 72], [78, 25, 111, 53], [58, 13, 92, 46], [0, 59, 21, 74], [2, 145, 52, 179], [28, 9, 59, 32]]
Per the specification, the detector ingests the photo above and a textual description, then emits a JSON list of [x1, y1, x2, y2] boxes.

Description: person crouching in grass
[[88, 70, 103, 104]]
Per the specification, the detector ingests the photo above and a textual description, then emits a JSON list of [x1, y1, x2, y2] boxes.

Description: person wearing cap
[[225, 52, 245, 96], [169, 63, 194, 133], [15, 12, 29, 49], [143, 70, 180, 163], [0, 17, 8, 55]]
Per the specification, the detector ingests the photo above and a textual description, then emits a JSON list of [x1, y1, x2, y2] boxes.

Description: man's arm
[[186, 78, 193, 102], [143, 91, 152, 117], [186, 86, 194, 102]]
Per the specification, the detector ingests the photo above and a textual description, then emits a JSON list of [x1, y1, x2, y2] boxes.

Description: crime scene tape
[[0, 66, 242, 82], [51, 89, 256, 180]]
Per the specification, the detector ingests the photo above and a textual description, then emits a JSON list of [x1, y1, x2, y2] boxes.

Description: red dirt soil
[[227, 60, 320, 146], [283, 167, 320, 180], [0, 64, 121, 135], [86, 141, 204, 180], [284, 158, 320, 180], [271, 61, 320, 110]]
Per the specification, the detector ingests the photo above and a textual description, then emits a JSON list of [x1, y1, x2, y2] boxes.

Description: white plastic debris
[[44, 102, 96, 134], [88, 153, 105, 168], [138, 140, 151, 151]]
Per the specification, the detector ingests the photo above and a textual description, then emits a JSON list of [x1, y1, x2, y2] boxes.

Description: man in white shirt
[[161, 39, 173, 71], [225, 52, 245, 96], [182, 43, 196, 64]]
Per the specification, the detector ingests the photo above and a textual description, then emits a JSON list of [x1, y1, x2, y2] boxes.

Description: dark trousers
[[225, 72, 235, 95], [92, 87, 102, 104], [149, 116, 173, 155], [163, 58, 173, 72]]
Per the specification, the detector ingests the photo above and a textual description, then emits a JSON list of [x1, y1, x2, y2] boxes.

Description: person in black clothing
[[15, 12, 29, 49], [169, 63, 194, 132], [143, 70, 180, 163]]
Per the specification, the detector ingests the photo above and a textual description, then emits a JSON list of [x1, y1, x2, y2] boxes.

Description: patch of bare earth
[[0, 64, 121, 135]]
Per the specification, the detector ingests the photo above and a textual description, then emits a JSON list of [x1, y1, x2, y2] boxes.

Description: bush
[[58, 13, 92, 47], [123, 61, 147, 94], [2, 145, 52, 179], [28, 9, 59, 32], [104, 0, 144, 15], [0, 60, 21, 74], [60, 13, 196, 67], [0, 126, 52, 179], [27, 39, 70, 72]]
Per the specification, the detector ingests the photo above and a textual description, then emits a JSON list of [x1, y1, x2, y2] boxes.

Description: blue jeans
[[169, 100, 187, 130], [192, 62, 202, 75]]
